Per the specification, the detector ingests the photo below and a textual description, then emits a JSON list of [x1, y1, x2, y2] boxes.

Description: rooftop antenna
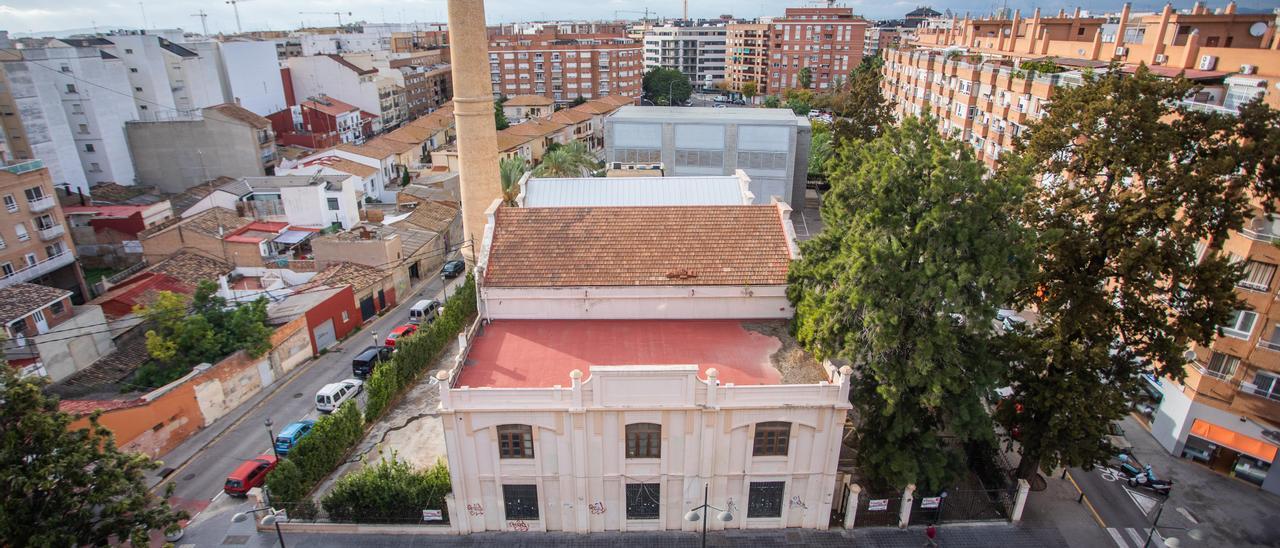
[[684, 0, 689, 20], [191, 10, 210, 36], [138, 2, 150, 30]]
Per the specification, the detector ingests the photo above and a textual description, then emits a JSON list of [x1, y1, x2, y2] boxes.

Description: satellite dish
[[1249, 22, 1267, 38]]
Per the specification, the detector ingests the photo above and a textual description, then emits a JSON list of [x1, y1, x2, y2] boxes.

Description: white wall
[[1152, 378, 1278, 458], [278, 179, 359, 230], [441, 365, 853, 533], [480, 285, 794, 320], [219, 41, 288, 116], [181, 189, 240, 217], [286, 56, 381, 116]]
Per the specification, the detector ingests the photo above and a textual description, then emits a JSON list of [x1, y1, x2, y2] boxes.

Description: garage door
[[313, 319, 337, 351]]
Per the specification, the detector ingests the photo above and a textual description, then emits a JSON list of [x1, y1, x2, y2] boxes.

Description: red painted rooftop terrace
[[455, 319, 822, 389]]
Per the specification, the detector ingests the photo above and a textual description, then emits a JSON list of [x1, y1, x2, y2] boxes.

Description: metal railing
[[1240, 227, 1280, 243], [1257, 339, 1280, 352], [1239, 381, 1280, 403], [27, 195, 55, 213], [1179, 100, 1238, 116], [1189, 360, 1235, 382], [0, 250, 75, 289], [1, 159, 44, 175]]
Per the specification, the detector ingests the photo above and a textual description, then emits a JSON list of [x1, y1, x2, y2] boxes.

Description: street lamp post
[[1143, 496, 1205, 547], [371, 330, 379, 348], [684, 483, 733, 548], [264, 418, 278, 458], [232, 506, 287, 547]]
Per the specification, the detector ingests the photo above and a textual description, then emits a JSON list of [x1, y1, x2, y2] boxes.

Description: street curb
[[1064, 471, 1107, 528]]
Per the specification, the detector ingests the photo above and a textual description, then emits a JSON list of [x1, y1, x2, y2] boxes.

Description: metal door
[[359, 297, 376, 321], [313, 319, 337, 351]]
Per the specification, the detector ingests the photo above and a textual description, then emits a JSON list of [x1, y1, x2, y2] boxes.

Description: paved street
[[1066, 416, 1280, 548], [150, 265, 464, 521]]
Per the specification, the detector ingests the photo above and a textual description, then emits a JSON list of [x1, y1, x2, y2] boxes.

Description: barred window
[[626, 423, 661, 458], [502, 484, 540, 520], [753, 422, 791, 456], [747, 481, 785, 518], [625, 483, 661, 519], [737, 151, 789, 170], [498, 424, 534, 459], [616, 148, 661, 163], [675, 149, 723, 168]]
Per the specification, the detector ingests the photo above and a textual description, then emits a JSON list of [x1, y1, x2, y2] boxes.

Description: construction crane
[[191, 10, 209, 36], [299, 11, 353, 27], [225, 0, 250, 33], [615, 8, 656, 21]]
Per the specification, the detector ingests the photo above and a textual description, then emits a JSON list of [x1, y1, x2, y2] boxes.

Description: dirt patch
[[742, 320, 829, 384]]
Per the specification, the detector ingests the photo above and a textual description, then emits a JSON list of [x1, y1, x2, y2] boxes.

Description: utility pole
[[226, 0, 250, 34], [191, 10, 210, 36], [683, 0, 689, 20], [138, 2, 150, 30]]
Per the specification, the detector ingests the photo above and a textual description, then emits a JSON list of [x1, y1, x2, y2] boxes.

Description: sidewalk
[[1018, 467, 1116, 548]]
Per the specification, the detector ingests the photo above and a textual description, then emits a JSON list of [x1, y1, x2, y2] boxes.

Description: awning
[[273, 230, 314, 245], [1189, 419, 1278, 463]]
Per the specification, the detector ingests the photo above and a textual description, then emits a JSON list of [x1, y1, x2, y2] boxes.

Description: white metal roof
[[522, 175, 751, 207]]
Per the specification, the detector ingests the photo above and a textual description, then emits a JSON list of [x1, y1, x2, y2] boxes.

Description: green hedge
[[321, 457, 451, 523], [364, 275, 477, 421], [264, 400, 363, 507]]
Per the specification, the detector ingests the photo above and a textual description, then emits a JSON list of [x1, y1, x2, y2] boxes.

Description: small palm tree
[[499, 156, 528, 206], [531, 141, 598, 178]]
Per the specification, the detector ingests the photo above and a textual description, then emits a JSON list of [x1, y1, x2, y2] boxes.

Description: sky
[[0, 0, 1275, 36]]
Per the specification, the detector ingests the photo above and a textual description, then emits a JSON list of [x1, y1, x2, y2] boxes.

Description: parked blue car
[[274, 420, 315, 456]]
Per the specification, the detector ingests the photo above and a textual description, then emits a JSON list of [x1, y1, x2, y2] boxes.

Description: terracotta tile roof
[[88, 182, 163, 206], [0, 283, 71, 325], [496, 130, 539, 152], [326, 54, 378, 76], [383, 125, 434, 146], [505, 94, 555, 107], [305, 262, 388, 292], [322, 157, 378, 178], [46, 334, 151, 399], [161, 207, 251, 239], [301, 95, 361, 117], [407, 103, 454, 131], [337, 142, 395, 160], [484, 206, 792, 287], [600, 94, 639, 107], [89, 272, 192, 319], [167, 176, 237, 214], [571, 99, 618, 115], [58, 397, 147, 416], [147, 250, 231, 286], [402, 200, 458, 233], [549, 108, 593, 125], [207, 103, 271, 129], [505, 118, 568, 138], [367, 135, 416, 154]]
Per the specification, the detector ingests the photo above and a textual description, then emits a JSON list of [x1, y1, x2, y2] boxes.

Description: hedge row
[[364, 274, 477, 421], [264, 400, 363, 510], [321, 456, 451, 523]]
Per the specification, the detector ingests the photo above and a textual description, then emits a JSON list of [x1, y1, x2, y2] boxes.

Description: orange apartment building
[[0, 160, 87, 302], [766, 7, 869, 94], [487, 28, 644, 104], [882, 2, 1280, 493], [725, 23, 771, 97]]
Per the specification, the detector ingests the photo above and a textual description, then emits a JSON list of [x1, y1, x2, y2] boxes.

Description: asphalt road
[[156, 268, 461, 517]]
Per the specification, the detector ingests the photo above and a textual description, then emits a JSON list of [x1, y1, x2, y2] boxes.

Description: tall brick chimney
[[447, 0, 502, 263]]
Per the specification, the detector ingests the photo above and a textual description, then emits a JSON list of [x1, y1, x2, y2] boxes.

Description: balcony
[[0, 250, 75, 289], [1179, 100, 1238, 116], [1, 159, 44, 175], [26, 195, 55, 213], [37, 223, 65, 241]]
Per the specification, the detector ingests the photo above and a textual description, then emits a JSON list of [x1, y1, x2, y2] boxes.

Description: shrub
[[264, 400, 363, 507], [321, 457, 451, 523], [364, 275, 476, 420]]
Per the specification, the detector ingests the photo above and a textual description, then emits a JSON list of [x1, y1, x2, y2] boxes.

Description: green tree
[[798, 67, 812, 89], [762, 95, 781, 109], [493, 100, 510, 131], [136, 282, 272, 388], [789, 115, 1031, 491], [569, 95, 587, 107], [499, 156, 529, 205], [807, 122, 832, 180], [0, 367, 186, 545], [821, 56, 894, 145], [532, 140, 598, 178], [642, 67, 692, 106], [741, 81, 758, 104], [996, 66, 1280, 480], [322, 456, 451, 523]]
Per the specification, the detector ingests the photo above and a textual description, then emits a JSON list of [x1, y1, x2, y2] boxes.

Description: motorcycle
[[1127, 463, 1174, 495]]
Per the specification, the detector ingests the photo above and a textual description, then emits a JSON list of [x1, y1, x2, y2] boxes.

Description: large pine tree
[[789, 114, 1031, 491], [996, 66, 1280, 480]]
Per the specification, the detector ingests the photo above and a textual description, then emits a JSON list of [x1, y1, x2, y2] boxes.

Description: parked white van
[[315, 379, 364, 413], [408, 299, 441, 324]]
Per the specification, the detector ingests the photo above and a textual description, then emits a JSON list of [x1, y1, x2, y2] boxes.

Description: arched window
[[498, 424, 534, 458], [752, 421, 791, 456], [626, 423, 662, 458]]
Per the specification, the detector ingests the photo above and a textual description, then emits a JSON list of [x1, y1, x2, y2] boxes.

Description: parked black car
[[442, 260, 465, 279], [352, 346, 392, 378]]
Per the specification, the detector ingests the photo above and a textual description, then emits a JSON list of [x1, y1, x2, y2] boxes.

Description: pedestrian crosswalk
[[1106, 527, 1165, 548]]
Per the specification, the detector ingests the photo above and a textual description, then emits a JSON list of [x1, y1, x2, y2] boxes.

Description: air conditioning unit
[[1240, 64, 1257, 75], [1114, 46, 1128, 56], [1198, 55, 1218, 71], [1154, 54, 1168, 64], [609, 162, 623, 169]]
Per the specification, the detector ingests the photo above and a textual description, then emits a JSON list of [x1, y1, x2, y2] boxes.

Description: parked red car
[[224, 454, 277, 496], [385, 324, 418, 347]]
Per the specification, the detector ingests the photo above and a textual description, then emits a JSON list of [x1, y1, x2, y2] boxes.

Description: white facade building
[[286, 55, 385, 130], [0, 41, 138, 192], [299, 33, 386, 56], [643, 25, 728, 89], [99, 32, 226, 118], [218, 40, 289, 116]]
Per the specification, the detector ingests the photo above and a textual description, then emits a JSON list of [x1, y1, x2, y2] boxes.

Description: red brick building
[[766, 7, 869, 94], [487, 28, 644, 104]]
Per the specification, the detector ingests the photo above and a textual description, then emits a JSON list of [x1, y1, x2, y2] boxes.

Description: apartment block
[[883, 2, 1280, 493], [0, 36, 137, 193], [487, 28, 644, 103], [766, 7, 869, 94], [643, 24, 728, 90], [725, 23, 771, 96], [96, 30, 227, 119], [285, 55, 389, 133], [0, 161, 88, 301]]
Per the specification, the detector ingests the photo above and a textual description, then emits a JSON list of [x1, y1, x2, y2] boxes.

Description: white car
[[315, 379, 364, 413]]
